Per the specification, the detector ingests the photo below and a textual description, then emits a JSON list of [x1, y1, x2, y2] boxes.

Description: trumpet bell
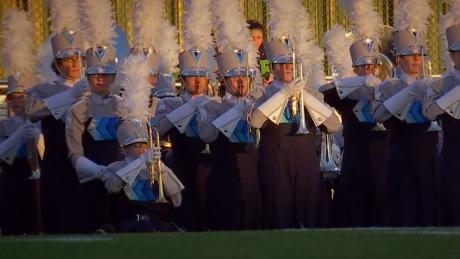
[[375, 53, 395, 81], [319, 133, 341, 177]]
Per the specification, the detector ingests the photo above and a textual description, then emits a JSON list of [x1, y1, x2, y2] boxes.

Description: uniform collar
[[182, 91, 204, 101], [271, 79, 286, 90], [57, 76, 78, 87], [448, 68, 460, 81], [124, 155, 137, 164], [223, 92, 245, 104], [90, 92, 112, 104], [396, 66, 419, 85]]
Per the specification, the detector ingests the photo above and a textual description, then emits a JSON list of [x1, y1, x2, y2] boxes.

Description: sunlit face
[[123, 142, 148, 158], [55, 55, 83, 81], [6, 92, 27, 115], [87, 73, 116, 96], [397, 54, 422, 77], [224, 75, 250, 97], [182, 76, 208, 96], [272, 63, 293, 83], [250, 29, 264, 50], [449, 51, 460, 70], [354, 64, 377, 76]]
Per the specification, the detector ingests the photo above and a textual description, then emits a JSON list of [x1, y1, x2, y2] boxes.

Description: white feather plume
[[1, 9, 36, 76], [267, 0, 326, 89], [212, 0, 258, 68], [440, 0, 460, 70], [119, 54, 152, 119], [79, 0, 116, 47], [290, 0, 326, 89], [266, 0, 295, 41], [48, 0, 81, 33], [339, 0, 381, 41], [36, 39, 59, 83], [156, 20, 179, 73], [183, 0, 213, 50], [324, 25, 354, 79], [133, 0, 164, 49], [394, 0, 433, 34]]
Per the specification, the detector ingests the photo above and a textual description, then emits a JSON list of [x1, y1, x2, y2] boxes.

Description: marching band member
[[0, 9, 41, 235], [249, 0, 341, 229], [423, 10, 460, 226], [320, 0, 390, 227], [129, 0, 163, 114], [100, 54, 183, 232], [373, 0, 439, 226], [65, 0, 124, 233], [26, 0, 87, 234], [133, 0, 179, 113], [155, 0, 213, 230], [197, 0, 263, 230]]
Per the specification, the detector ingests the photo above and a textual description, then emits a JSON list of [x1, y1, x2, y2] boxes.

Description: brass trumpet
[[319, 132, 341, 200], [290, 41, 309, 135], [147, 121, 168, 203]]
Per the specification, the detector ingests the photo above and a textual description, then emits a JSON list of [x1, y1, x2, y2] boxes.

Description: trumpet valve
[[291, 96, 298, 116]]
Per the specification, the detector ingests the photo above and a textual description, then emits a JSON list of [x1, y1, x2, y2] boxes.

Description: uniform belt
[[136, 213, 150, 222]]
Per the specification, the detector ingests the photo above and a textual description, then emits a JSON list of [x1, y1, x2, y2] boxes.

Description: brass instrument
[[21, 107, 43, 233], [372, 53, 395, 131], [207, 78, 221, 97], [319, 132, 341, 200], [147, 121, 168, 203], [289, 39, 309, 135], [376, 53, 396, 81]]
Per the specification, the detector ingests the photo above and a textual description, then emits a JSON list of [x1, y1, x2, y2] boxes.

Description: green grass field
[[1, 228, 460, 259]]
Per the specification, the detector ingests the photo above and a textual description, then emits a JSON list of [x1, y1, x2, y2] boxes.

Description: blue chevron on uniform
[[89, 117, 121, 141], [405, 101, 428, 124], [353, 100, 376, 123], [185, 113, 199, 137], [132, 180, 148, 201], [143, 181, 157, 201], [230, 119, 255, 143], [280, 101, 300, 124]]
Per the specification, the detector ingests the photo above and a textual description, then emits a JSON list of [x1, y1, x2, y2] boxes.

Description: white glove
[[170, 192, 182, 208], [281, 78, 304, 98], [102, 172, 124, 193], [20, 122, 40, 142], [364, 75, 381, 88], [234, 98, 253, 113], [70, 79, 89, 99], [406, 79, 428, 98], [75, 156, 105, 183], [247, 85, 264, 100], [188, 95, 208, 109], [140, 147, 161, 164]]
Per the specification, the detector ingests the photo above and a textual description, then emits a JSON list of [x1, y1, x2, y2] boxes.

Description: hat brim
[[271, 54, 294, 64], [397, 47, 428, 56], [222, 67, 251, 77], [353, 57, 379, 66], [181, 68, 208, 76], [87, 65, 117, 75], [121, 137, 149, 147], [55, 49, 84, 59], [449, 43, 460, 52]]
